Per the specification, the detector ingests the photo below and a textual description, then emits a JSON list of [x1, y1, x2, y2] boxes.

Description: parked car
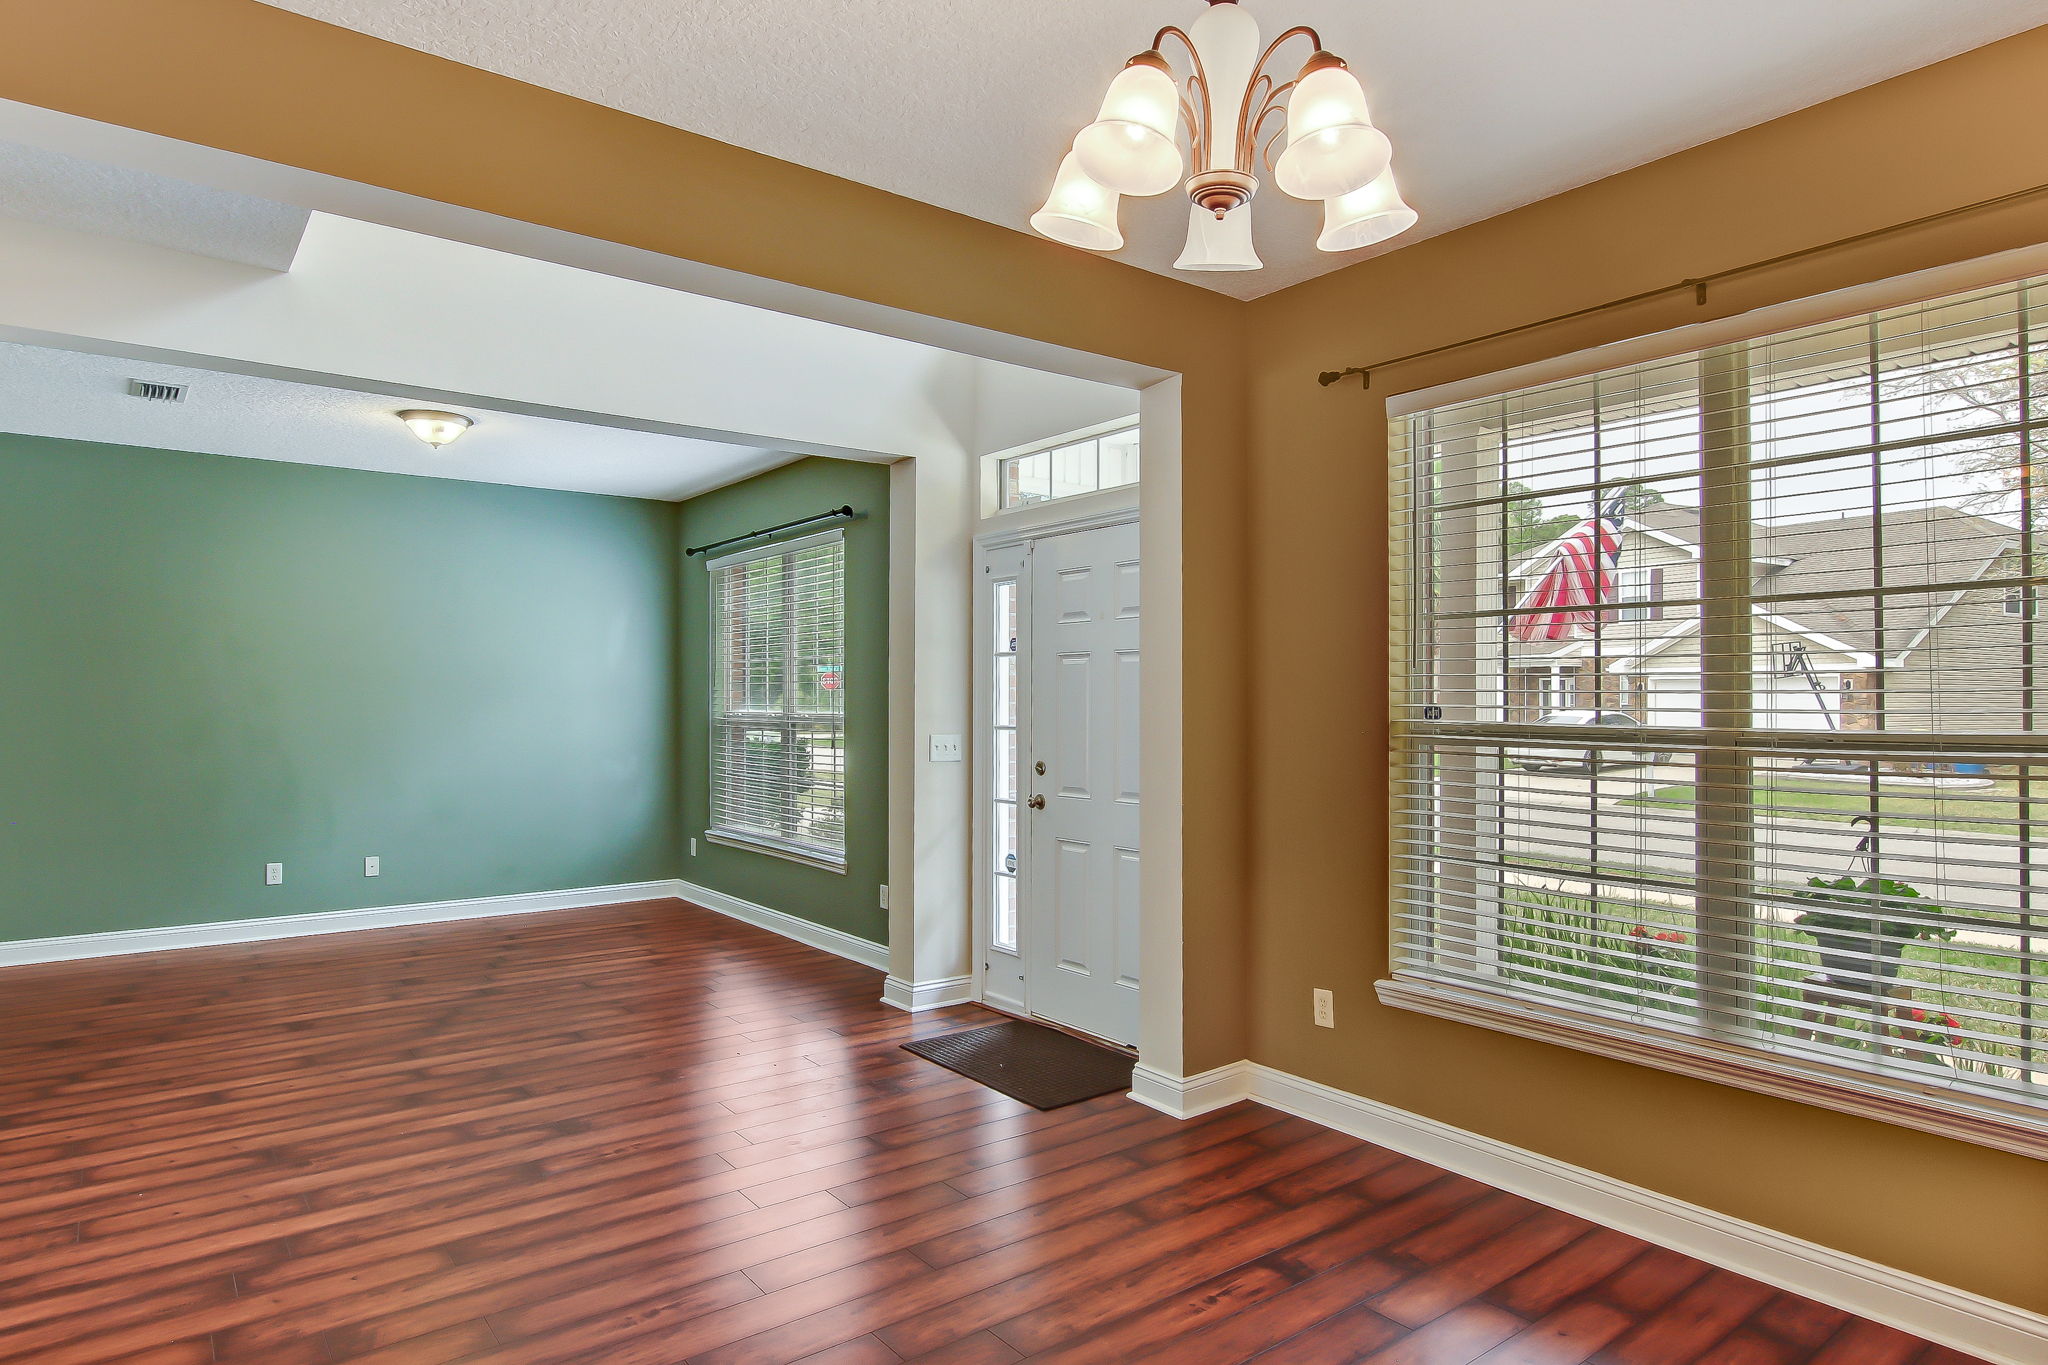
[[1511, 710, 1662, 772]]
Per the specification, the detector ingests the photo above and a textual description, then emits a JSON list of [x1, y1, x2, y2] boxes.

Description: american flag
[[1510, 496, 1628, 642]]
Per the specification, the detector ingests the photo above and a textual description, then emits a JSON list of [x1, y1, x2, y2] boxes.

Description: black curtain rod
[[685, 505, 858, 558], [1317, 179, 2048, 390]]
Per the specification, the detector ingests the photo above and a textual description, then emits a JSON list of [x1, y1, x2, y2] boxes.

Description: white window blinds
[[709, 530, 847, 868], [1389, 275, 2048, 1154]]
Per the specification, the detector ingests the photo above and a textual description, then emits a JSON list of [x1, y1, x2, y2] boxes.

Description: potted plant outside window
[[1789, 874, 1956, 991]]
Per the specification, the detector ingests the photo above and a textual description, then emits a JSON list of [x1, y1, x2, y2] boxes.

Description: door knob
[[1026, 795, 1046, 810]]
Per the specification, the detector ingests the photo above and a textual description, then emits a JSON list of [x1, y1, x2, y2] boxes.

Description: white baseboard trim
[[1128, 1060, 1254, 1119], [1129, 1060, 2046, 1365], [0, 880, 684, 967], [881, 974, 975, 1012], [673, 879, 889, 972]]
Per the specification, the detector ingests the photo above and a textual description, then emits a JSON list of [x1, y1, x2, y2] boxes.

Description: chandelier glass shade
[[1175, 201, 1263, 272], [1033, 0, 1414, 272], [1072, 59, 1184, 196], [1030, 152, 1126, 251], [1317, 167, 1418, 252], [1272, 65, 1392, 200]]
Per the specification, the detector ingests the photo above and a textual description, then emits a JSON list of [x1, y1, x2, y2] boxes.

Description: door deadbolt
[[1034, 760, 1046, 775], [1026, 795, 1046, 810]]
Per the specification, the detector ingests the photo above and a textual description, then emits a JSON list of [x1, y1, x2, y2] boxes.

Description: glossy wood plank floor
[[0, 899, 1991, 1365]]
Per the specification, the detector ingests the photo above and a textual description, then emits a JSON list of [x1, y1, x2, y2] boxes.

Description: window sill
[[704, 830, 848, 875], [1376, 975, 2048, 1161]]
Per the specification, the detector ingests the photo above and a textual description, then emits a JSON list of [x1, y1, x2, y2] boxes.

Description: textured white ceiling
[[258, 0, 2046, 299], [0, 140, 309, 271], [0, 341, 799, 501]]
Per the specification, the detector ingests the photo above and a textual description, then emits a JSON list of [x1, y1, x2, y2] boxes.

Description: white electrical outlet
[[928, 734, 964, 763], [690, 837, 698, 857], [1312, 988, 1335, 1028], [364, 856, 381, 877], [878, 884, 890, 910], [264, 862, 285, 886]]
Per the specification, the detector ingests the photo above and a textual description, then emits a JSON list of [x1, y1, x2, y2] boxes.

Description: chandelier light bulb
[[397, 409, 474, 448], [1317, 167, 1418, 252], [1072, 57, 1185, 197], [1273, 62, 1391, 201], [1030, 152, 1125, 252]]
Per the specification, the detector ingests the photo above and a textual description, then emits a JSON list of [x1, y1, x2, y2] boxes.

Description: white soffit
[[0, 139, 309, 272], [258, 0, 2046, 299], [0, 340, 797, 502]]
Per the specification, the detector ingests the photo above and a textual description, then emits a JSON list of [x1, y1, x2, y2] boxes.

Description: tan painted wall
[[4, 0, 2045, 1313], [1243, 28, 2048, 1313]]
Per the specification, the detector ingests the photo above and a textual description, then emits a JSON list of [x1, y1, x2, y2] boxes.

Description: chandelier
[[1032, 0, 1415, 272]]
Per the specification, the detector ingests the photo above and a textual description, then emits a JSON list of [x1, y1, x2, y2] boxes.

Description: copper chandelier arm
[[1178, 90, 1205, 148], [1235, 73, 1274, 168], [1257, 121, 1290, 176], [1151, 24, 1214, 170], [1253, 24, 1326, 70], [1235, 25, 1324, 171], [1243, 78, 1297, 171]]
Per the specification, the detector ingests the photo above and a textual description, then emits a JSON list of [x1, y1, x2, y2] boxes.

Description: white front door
[[1022, 519, 1141, 1046]]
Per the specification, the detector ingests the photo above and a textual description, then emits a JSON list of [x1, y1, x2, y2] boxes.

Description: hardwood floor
[[0, 899, 1991, 1365]]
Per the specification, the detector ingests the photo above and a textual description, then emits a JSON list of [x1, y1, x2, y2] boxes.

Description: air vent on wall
[[127, 379, 186, 403]]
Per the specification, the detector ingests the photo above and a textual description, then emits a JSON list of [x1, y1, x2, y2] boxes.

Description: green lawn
[[1495, 886, 2045, 1080], [1617, 778, 2029, 832]]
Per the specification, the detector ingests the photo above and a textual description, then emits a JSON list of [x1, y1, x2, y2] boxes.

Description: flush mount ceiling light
[[396, 409, 474, 449], [1033, 0, 1415, 272]]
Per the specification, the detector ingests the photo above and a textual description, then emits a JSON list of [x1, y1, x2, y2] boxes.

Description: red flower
[[1902, 1007, 1961, 1047]]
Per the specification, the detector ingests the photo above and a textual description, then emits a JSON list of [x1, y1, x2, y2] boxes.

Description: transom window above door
[[1387, 272, 2048, 1157], [996, 424, 1139, 511]]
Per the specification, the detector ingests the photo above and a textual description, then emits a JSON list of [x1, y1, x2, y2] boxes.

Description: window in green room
[[707, 530, 847, 869]]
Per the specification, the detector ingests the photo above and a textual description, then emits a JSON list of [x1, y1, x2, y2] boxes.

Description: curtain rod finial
[[1320, 367, 1371, 388]]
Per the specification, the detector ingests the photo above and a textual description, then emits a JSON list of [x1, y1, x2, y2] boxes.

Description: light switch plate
[[364, 856, 381, 877], [928, 734, 964, 763]]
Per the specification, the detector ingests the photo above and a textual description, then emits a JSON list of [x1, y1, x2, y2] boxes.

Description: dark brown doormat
[[902, 1019, 1135, 1110]]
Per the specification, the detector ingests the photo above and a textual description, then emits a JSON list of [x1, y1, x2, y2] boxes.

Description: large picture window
[[708, 530, 847, 869], [1389, 275, 2048, 1155]]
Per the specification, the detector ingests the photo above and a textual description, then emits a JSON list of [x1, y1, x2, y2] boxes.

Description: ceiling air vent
[[127, 379, 186, 403]]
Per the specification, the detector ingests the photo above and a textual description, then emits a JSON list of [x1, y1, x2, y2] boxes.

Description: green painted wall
[[677, 457, 891, 945], [0, 433, 681, 941]]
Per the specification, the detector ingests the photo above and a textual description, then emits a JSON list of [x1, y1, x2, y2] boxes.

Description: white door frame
[[972, 497, 1141, 1026]]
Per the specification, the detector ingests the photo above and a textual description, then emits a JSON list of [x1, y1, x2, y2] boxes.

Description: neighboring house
[[1505, 504, 2019, 734]]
